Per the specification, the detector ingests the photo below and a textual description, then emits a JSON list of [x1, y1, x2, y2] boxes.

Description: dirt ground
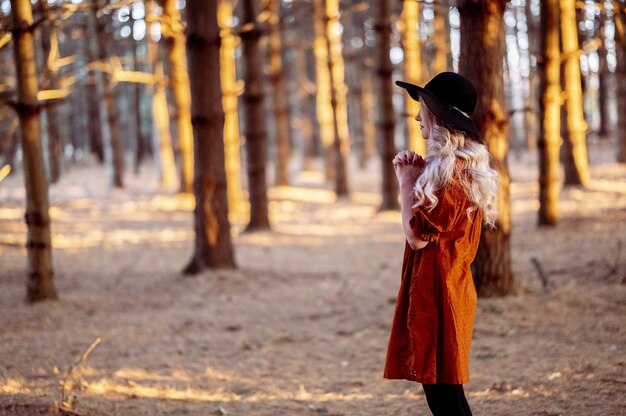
[[1, 141, 625, 416]]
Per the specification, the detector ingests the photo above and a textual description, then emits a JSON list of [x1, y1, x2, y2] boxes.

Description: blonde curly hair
[[413, 99, 499, 227]]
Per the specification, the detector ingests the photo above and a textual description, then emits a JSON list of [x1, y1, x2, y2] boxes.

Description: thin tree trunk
[[184, 0, 236, 273], [377, 0, 398, 210], [11, 0, 58, 302], [94, 0, 124, 188], [218, 0, 244, 218], [161, 0, 194, 193], [525, 0, 539, 151], [85, 1, 103, 162], [241, 0, 270, 230], [459, 0, 514, 297], [615, 0, 626, 163], [433, 1, 450, 74], [361, 61, 376, 169], [538, 0, 561, 225], [400, 0, 425, 155], [313, 0, 336, 181], [324, 0, 350, 196], [39, 0, 62, 183], [560, 0, 591, 187], [147, 0, 178, 189], [598, 3, 611, 138], [295, 46, 317, 171], [131, 21, 145, 174], [268, 0, 291, 186]]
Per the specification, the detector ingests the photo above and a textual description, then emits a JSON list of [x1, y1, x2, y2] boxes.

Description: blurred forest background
[[1, 0, 625, 415]]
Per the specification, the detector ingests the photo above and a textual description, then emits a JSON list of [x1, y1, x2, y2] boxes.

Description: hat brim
[[395, 80, 483, 142]]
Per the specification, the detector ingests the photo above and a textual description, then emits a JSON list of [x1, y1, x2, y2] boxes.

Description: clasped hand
[[393, 150, 425, 188]]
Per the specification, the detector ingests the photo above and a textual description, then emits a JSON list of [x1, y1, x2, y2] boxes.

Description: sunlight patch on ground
[[269, 186, 337, 204], [0, 378, 30, 394]]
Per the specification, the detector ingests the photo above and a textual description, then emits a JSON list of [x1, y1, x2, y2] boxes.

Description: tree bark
[[459, 0, 514, 297], [268, 0, 291, 186], [85, 0, 104, 162], [218, 0, 244, 218], [241, 0, 270, 230], [160, 0, 194, 193], [184, 0, 236, 273], [560, 0, 591, 187], [11, 0, 58, 302], [597, 4, 611, 138], [400, 0, 425, 156], [323, 0, 350, 196], [538, 0, 561, 225], [376, 0, 398, 210]]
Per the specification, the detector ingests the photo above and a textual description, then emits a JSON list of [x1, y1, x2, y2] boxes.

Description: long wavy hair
[[413, 99, 499, 227]]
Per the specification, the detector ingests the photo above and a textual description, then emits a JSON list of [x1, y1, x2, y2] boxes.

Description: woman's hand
[[393, 150, 425, 188]]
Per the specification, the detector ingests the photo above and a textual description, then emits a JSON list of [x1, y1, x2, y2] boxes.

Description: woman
[[384, 72, 499, 416]]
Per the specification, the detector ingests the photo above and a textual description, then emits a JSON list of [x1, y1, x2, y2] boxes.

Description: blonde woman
[[384, 72, 499, 416]]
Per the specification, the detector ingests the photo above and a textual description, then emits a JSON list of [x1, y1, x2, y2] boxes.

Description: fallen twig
[[58, 338, 101, 414]]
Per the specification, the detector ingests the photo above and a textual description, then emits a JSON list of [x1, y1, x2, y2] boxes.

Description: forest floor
[[1, 140, 625, 416]]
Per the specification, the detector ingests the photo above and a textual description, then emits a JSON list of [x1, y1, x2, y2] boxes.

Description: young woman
[[384, 72, 499, 416]]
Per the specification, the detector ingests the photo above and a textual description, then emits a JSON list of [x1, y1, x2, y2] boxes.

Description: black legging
[[422, 384, 473, 416]]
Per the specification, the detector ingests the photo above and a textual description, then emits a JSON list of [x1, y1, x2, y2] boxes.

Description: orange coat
[[384, 178, 482, 384]]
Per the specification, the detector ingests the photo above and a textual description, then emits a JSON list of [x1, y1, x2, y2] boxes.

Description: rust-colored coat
[[384, 178, 482, 384]]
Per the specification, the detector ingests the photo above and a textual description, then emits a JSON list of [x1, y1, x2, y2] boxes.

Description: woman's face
[[416, 102, 432, 140]]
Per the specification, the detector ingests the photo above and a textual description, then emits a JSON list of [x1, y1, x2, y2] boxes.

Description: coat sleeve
[[409, 182, 466, 242]]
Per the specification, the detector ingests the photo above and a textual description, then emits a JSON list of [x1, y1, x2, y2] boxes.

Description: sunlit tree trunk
[[560, 0, 591, 187], [11, 0, 58, 302], [459, 0, 513, 297], [400, 0, 425, 155], [377, 0, 398, 210], [313, 0, 336, 181], [294, 46, 317, 171], [241, 0, 270, 230], [538, 0, 561, 225], [147, 0, 178, 189], [268, 0, 291, 186], [615, 0, 626, 163], [218, 0, 244, 218], [39, 0, 62, 183], [95, 0, 124, 188], [361, 62, 376, 168], [184, 0, 236, 273], [160, 0, 194, 193], [324, 0, 350, 196], [433, 0, 450, 74]]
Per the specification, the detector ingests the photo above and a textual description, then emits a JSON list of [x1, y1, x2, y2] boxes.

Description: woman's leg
[[422, 384, 472, 416]]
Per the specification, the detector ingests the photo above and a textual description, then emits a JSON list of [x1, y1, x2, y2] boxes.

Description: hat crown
[[424, 72, 478, 117]]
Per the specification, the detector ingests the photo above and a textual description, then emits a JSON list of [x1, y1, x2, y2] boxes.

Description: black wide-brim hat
[[396, 72, 483, 142]]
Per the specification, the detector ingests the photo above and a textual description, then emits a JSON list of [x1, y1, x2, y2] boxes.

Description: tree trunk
[[524, 0, 539, 151], [538, 0, 561, 225], [615, 0, 626, 163], [324, 0, 350, 196], [39, 0, 62, 183], [85, 1, 104, 163], [241, 0, 270, 230], [400, 0, 425, 156], [459, 0, 514, 297], [560, 0, 591, 187], [11, 0, 58, 302], [147, 0, 178, 189], [295, 45, 318, 171], [597, 4, 611, 138], [433, 1, 450, 74], [184, 0, 236, 273], [268, 0, 291, 186], [313, 0, 336, 181], [218, 0, 244, 218], [161, 0, 194, 193], [361, 61, 376, 169], [131, 21, 146, 175], [376, 0, 398, 210], [94, 0, 124, 188]]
